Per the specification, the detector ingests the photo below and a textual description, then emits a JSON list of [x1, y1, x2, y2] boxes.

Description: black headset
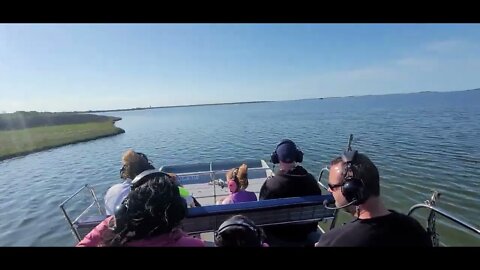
[[214, 216, 263, 245], [113, 169, 173, 229], [270, 139, 304, 164], [339, 150, 370, 205], [130, 169, 170, 190]]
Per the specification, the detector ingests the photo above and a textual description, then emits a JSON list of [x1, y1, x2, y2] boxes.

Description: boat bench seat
[[73, 194, 336, 240], [183, 194, 336, 234]]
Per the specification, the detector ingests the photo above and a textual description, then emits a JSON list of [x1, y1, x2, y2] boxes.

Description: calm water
[[1, 90, 479, 246]]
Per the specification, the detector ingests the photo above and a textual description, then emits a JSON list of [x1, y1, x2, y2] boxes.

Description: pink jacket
[[76, 216, 205, 247]]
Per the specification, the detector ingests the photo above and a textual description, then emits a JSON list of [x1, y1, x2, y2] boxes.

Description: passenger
[[214, 215, 268, 247], [217, 164, 257, 205], [104, 150, 197, 215], [77, 172, 205, 247], [104, 149, 155, 216], [315, 150, 432, 247], [259, 139, 322, 246]]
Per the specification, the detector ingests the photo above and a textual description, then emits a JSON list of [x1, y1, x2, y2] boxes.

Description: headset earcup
[[296, 149, 304, 163], [228, 180, 238, 193], [270, 151, 279, 164], [341, 178, 365, 205], [113, 201, 129, 231]]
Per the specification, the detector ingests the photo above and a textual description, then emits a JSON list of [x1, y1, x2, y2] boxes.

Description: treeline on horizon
[[0, 111, 121, 131], [80, 100, 271, 113]]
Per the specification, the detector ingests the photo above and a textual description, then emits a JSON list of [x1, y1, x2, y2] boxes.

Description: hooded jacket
[[259, 165, 322, 242]]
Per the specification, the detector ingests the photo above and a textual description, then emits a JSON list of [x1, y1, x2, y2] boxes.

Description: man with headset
[[259, 139, 322, 246], [316, 150, 432, 246]]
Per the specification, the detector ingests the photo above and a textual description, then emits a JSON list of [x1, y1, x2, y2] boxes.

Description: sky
[[1, 23, 479, 112]]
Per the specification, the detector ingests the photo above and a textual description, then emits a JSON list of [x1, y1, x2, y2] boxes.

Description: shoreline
[[0, 123, 125, 162]]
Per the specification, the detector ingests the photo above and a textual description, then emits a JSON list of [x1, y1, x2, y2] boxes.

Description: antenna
[[347, 134, 354, 151]]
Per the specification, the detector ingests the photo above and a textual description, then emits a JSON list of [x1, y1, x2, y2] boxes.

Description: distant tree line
[[0, 111, 121, 131]]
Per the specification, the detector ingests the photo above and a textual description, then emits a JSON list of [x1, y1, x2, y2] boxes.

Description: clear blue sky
[[1, 24, 479, 112]]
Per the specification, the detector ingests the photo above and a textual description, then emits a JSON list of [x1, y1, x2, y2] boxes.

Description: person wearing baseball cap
[[259, 139, 322, 247]]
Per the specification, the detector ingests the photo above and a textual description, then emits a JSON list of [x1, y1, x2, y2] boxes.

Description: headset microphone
[[323, 199, 357, 210]]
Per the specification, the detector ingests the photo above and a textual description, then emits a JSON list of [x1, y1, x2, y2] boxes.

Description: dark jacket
[[259, 166, 322, 243]]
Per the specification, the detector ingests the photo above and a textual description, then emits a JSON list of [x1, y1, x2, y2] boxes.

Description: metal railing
[[317, 166, 330, 191], [59, 184, 105, 242], [408, 204, 480, 235], [167, 165, 273, 203], [408, 193, 480, 247], [60, 160, 273, 241], [316, 166, 339, 231]]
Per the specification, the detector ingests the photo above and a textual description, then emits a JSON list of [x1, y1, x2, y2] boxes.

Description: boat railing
[[317, 166, 330, 191], [59, 184, 105, 242], [166, 166, 273, 183], [66, 194, 337, 243], [407, 191, 480, 247], [161, 161, 273, 203], [60, 159, 274, 242], [316, 166, 339, 230]]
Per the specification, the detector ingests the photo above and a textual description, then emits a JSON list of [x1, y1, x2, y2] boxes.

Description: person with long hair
[[77, 173, 205, 247]]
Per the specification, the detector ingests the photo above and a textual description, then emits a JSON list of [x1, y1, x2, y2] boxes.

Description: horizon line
[[73, 86, 480, 114], [5, 87, 479, 114]]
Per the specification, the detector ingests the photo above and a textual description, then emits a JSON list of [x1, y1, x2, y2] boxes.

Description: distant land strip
[[74, 100, 273, 113], [0, 112, 124, 161], [70, 87, 479, 114]]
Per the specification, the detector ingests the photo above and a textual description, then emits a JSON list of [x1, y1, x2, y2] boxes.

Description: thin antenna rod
[[347, 134, 354, 151]]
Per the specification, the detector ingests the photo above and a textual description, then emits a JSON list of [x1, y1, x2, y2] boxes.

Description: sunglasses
[[328, 183, 343, 190]]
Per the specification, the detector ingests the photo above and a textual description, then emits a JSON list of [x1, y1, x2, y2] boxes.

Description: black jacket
[[316, 210, 433, 247], [259, 166, 322, 242]]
